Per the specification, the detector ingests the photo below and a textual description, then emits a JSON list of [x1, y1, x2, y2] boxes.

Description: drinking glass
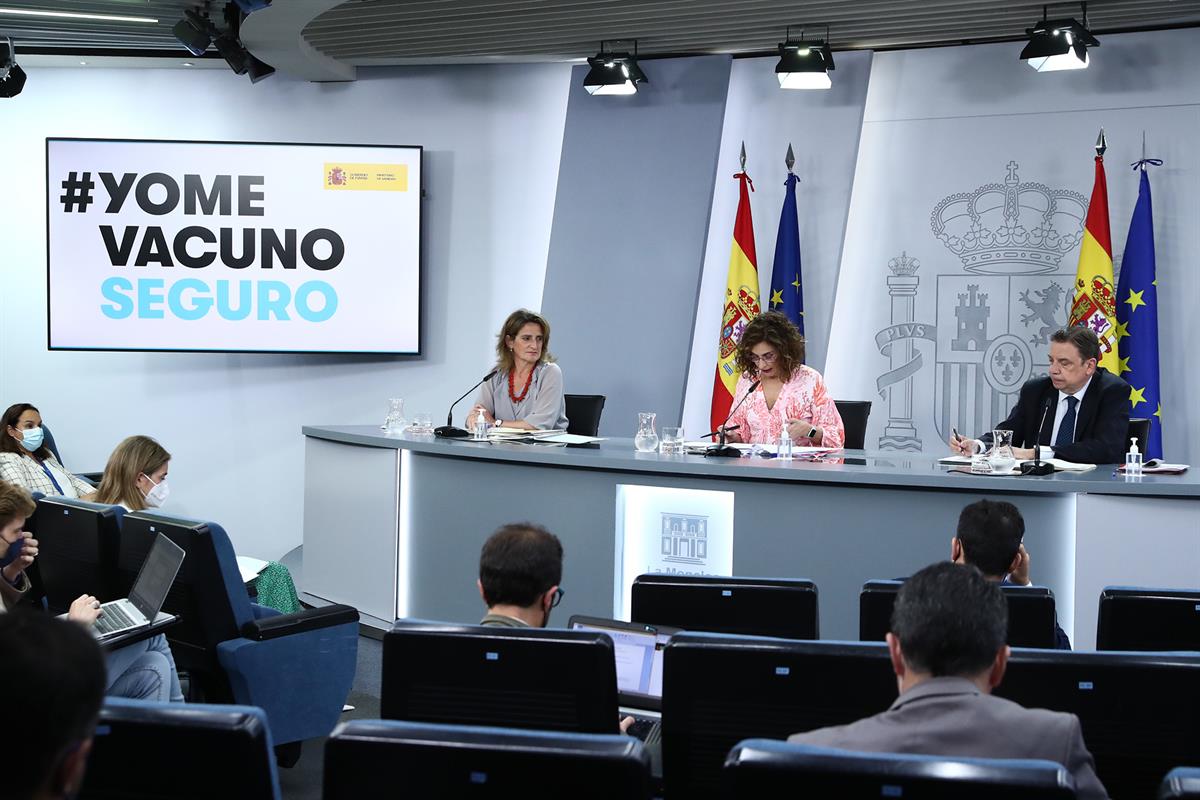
[[410, 412, 433, 434], [660, 426, 685, 455]]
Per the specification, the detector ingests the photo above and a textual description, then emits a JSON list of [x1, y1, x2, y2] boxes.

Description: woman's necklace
[[508, 367, 534, 403]]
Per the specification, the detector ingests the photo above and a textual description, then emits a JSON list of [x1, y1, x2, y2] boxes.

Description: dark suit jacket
[[983, 368, 1130, 464], [788, 677, 1108, 800]]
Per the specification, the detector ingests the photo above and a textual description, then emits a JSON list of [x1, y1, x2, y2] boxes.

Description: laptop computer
[[91, 533, 185, 642], [569, 615, 680, 745]]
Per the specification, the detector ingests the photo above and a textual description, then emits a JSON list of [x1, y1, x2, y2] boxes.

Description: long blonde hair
[[94, 436, 171, 511], [494, 309, 555, 374]]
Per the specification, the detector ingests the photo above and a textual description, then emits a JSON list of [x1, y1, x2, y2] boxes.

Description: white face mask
[[141, 474, 170, 508]]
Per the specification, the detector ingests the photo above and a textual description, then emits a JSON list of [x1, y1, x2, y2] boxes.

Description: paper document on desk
[[236, 556, 269, 584], [939, 455, 1095, 473], [537, 433, 605, 445], [1119, 460, 1189, 474]]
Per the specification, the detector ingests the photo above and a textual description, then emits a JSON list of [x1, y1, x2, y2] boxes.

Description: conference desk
[[301, 425, 1200, 648]]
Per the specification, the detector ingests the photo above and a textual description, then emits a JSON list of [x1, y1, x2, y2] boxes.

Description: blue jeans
[[105, 634, 184, 702]]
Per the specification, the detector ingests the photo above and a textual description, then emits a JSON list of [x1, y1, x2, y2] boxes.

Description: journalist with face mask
[[93, 435, 170, 511], [0, 403, 98, 501]]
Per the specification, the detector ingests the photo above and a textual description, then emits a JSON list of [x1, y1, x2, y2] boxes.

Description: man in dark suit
[[788, 562, 1109, 799], [949, 326, 1130, 463]]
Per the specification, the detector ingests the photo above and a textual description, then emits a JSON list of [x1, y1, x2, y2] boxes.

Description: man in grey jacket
[[789, 562, 1108, 799]]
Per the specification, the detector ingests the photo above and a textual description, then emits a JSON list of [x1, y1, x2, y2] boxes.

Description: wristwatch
[[496, 419, 504, 427], [807, 426, 818, 438]]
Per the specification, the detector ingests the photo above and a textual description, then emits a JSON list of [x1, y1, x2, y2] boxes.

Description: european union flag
[[769, 171, 805, 339], [1115, 163, 1163, 458]]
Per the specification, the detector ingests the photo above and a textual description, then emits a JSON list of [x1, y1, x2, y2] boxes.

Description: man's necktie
[[1055, 395, 1078, 447]]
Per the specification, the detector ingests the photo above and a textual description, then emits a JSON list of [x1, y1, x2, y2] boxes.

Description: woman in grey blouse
[[468, 309, 569, 432]]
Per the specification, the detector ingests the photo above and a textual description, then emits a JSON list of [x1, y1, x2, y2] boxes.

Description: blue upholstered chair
[[1161, 767, 1200, 799], [724, 740, 1076, 798], [117, 511, 359, 750], [324, 719, 651, 798], [80, 698, 281, 799]]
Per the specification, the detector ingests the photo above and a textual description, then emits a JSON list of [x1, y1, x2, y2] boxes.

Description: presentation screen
[[46, 138, 422, 354]]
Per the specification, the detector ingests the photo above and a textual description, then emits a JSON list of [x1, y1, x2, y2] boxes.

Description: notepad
[[1118, 460, 1189, 474], [236, 556, 269, 584]]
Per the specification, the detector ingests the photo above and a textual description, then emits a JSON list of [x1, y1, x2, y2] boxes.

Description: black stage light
[[213, 32, 248, 74], [775, 28, 835, 90], [1020, 2, 1099, 71], [0, 36, 26, 98], [173, 9, 212, 56], [583, 40, 648, 96], [246, 54, 274, 83]]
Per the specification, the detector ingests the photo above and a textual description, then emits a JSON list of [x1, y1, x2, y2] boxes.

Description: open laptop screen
[[129, 533, 186, 622], [569, 618, 675, 700]]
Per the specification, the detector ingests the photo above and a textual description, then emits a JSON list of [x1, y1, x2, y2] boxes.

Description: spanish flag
[[710, 166, 761, 433], [1068, 137, 1120, 371]]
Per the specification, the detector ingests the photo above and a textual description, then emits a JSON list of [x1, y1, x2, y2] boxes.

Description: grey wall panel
[[542, 55, 732, 437]]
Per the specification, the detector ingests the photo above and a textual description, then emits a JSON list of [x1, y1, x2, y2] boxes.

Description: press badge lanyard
[[39, 462, 65, 494]]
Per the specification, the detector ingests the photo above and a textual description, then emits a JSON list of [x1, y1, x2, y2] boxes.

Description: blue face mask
[[15, 426, 43, 452]]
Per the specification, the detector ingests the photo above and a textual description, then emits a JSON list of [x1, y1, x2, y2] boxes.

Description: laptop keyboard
[[626, 715, 662, 746], [94, 603, 138, 635]]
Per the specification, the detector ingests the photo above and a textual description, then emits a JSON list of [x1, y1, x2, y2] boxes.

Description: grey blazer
[[787, 676, 1109, 800]]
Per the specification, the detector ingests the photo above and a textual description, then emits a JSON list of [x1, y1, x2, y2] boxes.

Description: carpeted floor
[[279, 634, 382, 800]]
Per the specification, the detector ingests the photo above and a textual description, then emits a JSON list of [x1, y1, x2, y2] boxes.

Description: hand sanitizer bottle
[[473, 408, 489, 441], [1125, 437, 1143, 477], [777, 422, 793, 462]]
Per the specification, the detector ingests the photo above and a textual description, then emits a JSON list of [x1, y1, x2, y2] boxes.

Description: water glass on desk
[[660, 427, 684, 455]]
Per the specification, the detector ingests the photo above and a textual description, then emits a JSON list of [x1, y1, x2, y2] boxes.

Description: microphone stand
[[1021, 398, 1055, 476], [435, 369, 499, 439], [704, 380, 761, 458]]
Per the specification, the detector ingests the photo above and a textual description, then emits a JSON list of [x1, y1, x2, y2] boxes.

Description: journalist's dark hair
[[0, 611, 106, 800], [734, 311, 806, 381], [1050, 326, 1101, 363], [479, 522, 563, 608], [956, 499, 1025, 578], [1, 402, 53, 460], [890, 561, 1008, 678]]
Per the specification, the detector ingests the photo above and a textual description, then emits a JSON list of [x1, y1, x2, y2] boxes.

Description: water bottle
[[777, 425, 793, 462], [473, 408, 489, 441], [1125, 437, 1143, 477]]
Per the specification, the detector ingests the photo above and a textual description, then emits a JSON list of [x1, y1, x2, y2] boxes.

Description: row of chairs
[[24, 495, 359, 751], [380, 622, 1200, 799], [632, 573, 1200, 651], [79, 698, 1200, 798]]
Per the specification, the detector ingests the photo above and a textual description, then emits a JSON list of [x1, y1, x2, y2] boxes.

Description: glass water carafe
[[635, 412, 659, 452], [988, 428, 1016, 473]]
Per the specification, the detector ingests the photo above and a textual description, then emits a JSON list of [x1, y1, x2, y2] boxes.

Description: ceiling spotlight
[[0, 36, 27, 98], [1020, 3, 1099, 72], [583, 40, 648, 96], [173, 9, 213, 56], [776, 26, 834, 90]]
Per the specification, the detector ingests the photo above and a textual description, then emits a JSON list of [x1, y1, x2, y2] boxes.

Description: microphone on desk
[[1020, 397, 1055, 476], [704, 380, 761, 458], [434, 369, 500, 438]]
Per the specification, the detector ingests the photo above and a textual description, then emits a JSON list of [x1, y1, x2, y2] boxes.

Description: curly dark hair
[[734, 312, 806, 381]]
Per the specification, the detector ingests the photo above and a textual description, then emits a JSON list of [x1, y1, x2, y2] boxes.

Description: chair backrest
[[859, 579, 1058, 648], [1097, 586, 1200, 651], [29, 497, 122, 613], [79, 698, 280, 799], [632, 574, 819, 640], [724, 740, 1076, 798], [564, 394, 606, 436], [833, 400, 872, 449], [40, 422, 65, 464], [323, 719, 651, 799], [382, 621, 620, 734], [1127, 417, 1150, 453], [118, 511, 251, 696], [662, 633, 895, 798], [995, 648, 1200, 799], [1161, 767, 1200, 799]]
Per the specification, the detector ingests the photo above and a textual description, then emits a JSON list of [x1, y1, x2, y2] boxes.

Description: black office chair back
[[565, 394, 606, 436], [323, 719, 651, 799], [995, 648, 1200, 799], [833, 400, 872, 449], [1097, 586, 1200, 651], [859, 579, 1057, 648], [29, 497, 121, 613], [118, 512, 242, 699], [632, 574, 819, 640], [1127, 417, 1151, 453], [1162, 767, 1200, 799], [382, 622, 620, 734], [724, 740, 1076, 798], [662, 634, 895, 798], [80, 700, 279, 799]]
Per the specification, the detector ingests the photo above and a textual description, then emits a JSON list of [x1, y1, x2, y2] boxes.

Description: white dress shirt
[[1046, 375, 1093, 457]]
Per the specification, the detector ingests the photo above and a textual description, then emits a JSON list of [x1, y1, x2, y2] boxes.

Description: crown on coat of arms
[[930, 161, 1087, 275], [888, 251, 921, 276]]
